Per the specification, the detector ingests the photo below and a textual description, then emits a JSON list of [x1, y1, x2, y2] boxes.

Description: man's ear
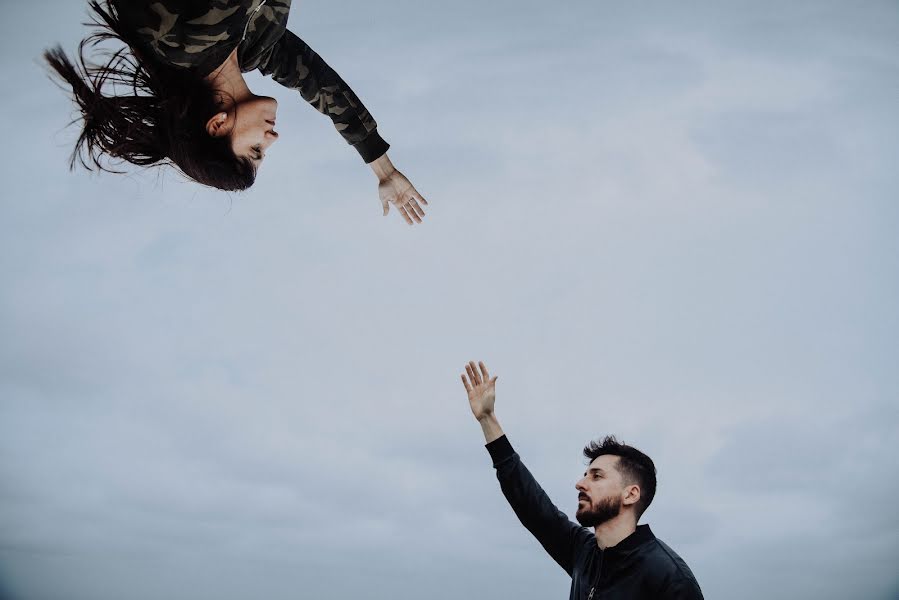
[[206, 111, 231, 137], [622, 484, 641, 508]]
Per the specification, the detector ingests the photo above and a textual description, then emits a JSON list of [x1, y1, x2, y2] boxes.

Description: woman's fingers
[[406, 201, 423, 223], [397, 205, 414, 225], [407, 197, 426, 219]]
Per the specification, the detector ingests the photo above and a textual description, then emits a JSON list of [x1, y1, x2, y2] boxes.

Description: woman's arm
[[258, 31, 428, 224], [257, 30, 387, 162]]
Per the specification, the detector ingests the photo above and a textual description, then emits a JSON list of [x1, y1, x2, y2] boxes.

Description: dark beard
[[576, 494, 622, 527]]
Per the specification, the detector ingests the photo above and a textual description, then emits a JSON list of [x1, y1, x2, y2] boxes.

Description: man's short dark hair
[[583, 436, 657, 520]]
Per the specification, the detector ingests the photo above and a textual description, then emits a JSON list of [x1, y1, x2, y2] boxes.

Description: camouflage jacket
[[112, 0, 388, 162]]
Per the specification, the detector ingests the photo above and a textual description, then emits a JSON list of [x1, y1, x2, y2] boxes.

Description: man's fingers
[[461, 374, 472, 393], [479, 361, 490, 381], [382, 200, 389, 216], [467, 361, 482, 385], [398, 205, 414, 225], [490, 375, 498, 386]]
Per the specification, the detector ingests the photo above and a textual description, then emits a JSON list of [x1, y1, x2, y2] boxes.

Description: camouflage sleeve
[[256, 30, 389, 163]]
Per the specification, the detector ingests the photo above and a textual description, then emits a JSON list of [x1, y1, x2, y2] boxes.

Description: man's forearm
[[478, 413, 504, 444]]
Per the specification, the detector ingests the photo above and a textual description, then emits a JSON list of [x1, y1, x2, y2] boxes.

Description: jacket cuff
[[486, 435, 515, 467], [353, 130, 390, 163]]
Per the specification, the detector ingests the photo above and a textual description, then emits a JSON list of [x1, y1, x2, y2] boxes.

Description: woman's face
[[230, 96, 279, 168], [207, 95, 279, 168]]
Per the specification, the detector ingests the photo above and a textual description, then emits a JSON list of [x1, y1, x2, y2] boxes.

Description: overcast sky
[[1, 1, 898, 599]]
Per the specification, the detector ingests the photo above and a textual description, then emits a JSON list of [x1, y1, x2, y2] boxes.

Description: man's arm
[[461, 361, 592, 575]]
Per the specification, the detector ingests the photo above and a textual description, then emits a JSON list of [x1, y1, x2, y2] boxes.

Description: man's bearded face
[[575, 454, 627, 527], [576, 490, 622, 527]]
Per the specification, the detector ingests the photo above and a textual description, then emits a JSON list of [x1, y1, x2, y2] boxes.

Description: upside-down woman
[[45, 0, 428, 224]]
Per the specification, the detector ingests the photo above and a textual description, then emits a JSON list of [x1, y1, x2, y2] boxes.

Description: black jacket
[[487, 436, 703, 600]]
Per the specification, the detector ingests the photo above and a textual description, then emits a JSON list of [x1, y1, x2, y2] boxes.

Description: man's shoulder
[[637, 535, 703, 595]]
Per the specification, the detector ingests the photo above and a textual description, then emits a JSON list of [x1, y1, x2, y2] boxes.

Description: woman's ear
[[205, 111, 231, 137]]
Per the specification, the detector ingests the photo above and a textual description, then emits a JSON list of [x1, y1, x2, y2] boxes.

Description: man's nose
[[575, 479, 586, 492]]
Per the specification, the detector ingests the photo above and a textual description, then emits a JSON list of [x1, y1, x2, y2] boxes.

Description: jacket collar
[[604, 524, 655, 557]]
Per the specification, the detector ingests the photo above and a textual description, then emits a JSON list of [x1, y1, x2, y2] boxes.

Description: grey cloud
[[2, 0, 898, 599]]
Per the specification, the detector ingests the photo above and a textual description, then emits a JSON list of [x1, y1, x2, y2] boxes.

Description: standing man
[[461, 361, 703, 600]]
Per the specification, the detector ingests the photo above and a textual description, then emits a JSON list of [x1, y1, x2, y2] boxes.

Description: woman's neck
[[205, 49, 254, 109]]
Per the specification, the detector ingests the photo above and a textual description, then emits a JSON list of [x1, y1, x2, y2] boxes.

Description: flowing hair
[[44, 1, 255, 191]]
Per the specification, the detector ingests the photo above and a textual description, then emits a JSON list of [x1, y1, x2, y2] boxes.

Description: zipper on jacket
[[241, 0, 268, 42], [586, 552, 603, 600]]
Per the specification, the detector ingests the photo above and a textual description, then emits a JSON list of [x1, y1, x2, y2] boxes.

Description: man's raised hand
[[461, 360, 498, 421], [461, 360, 505, 443]]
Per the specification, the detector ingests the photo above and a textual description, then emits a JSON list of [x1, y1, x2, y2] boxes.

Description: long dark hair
[[44, 1, 255, 191]]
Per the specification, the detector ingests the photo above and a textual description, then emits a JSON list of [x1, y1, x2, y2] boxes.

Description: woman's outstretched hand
[[369, 154, 428, 225]]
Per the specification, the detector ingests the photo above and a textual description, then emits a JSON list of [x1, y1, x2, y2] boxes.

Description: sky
[[1, 1, 898, 598]]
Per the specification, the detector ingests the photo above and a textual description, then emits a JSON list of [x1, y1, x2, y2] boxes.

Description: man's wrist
[[476, 411, 495, 423], [478, 413, 504, 444]]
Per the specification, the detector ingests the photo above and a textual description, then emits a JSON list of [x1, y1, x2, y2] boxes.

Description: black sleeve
[[487, 435, 593, 575]]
